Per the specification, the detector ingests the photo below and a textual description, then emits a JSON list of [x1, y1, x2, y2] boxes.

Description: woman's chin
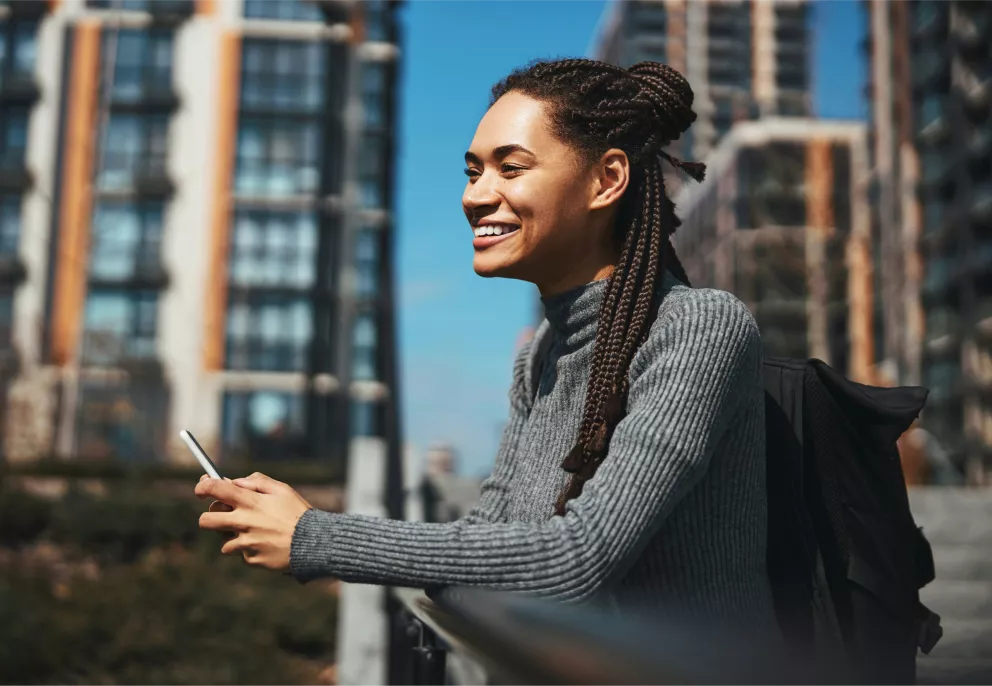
[[473, 254, 516, 278]]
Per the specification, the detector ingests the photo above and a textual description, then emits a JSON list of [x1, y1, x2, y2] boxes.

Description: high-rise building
[[864, 0, 991, 481], [0, 0, 403, 473], [672, 118, 872, 380], [590, 0, 812, 162]]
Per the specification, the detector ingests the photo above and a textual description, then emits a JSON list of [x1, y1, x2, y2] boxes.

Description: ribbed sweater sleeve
[[289, 291, 761, 601]]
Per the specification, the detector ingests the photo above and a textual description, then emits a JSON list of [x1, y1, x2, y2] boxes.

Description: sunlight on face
[[462, 92, 608, 293]]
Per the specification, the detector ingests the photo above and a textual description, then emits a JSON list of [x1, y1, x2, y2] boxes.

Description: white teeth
[[473, 224, 518, 237]]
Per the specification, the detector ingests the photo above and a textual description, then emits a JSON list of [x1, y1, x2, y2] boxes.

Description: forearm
[[289, 508, 604, 601]]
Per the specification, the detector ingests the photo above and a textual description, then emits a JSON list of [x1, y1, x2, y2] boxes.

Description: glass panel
[[234, 119, 320, 197], [240, 39, 325, 112], [352, 312, 377, 380], [90, 203, 163, 280], [243, 0, 323, 22], [224, 297, 313, 372], [107, 29, 173, 102], [0, 195, 20, 257], [229, 210, 317, 288], [98, 113, 170, 190], [0, 106, 29, 171], [83, 290, 158, 364]]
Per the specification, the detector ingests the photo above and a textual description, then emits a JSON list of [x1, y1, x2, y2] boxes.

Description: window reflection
[[235, 118, 320, 197], [83, 291, 158, 364], [229, 210, 317, 288], [90, 203, 163, 280], [225, 297, 312, 372]]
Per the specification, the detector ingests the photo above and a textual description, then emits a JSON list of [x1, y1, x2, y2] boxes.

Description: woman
[[197, 58, 776, 634]]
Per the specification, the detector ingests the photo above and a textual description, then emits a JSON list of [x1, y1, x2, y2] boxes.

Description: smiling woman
[[197, 57, 778, 648]]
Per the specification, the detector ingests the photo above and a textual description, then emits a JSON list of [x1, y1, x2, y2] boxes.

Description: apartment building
[[864, 0, 991, 480], [672, 119, 872, 380], [0, 0, 403, 472], [591, 0, 811, 162]]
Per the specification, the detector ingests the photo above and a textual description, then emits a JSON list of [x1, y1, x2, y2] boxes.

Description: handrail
[[393, 587, 800, 685]]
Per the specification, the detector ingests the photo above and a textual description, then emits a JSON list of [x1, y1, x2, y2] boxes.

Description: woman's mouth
[[472, 223, 520, 250]]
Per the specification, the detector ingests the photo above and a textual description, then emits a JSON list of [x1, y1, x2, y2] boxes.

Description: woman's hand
[[195, 472, 313, 572]]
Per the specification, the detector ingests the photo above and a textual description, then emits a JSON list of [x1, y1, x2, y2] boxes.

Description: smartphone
[[180, 429, 223, 479]]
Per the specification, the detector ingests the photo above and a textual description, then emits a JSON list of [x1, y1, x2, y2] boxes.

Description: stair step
[[931, 544, 992, 581], [917, 658, 992, 685], [925, 619, 992, 659], [922, 581, 992, 621]]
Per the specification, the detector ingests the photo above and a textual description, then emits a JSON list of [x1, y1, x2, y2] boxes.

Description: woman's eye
[[501, 164, 525, 174], [463, 167, 480, 178]]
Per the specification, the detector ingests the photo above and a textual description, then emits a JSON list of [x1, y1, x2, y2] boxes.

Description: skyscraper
[[864, 0, 992, 481], [0, 0, 403, 474], [591, 0, 811, 161]]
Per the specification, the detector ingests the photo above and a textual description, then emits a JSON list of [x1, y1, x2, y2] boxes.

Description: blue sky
[[394, 0, 865, 477]]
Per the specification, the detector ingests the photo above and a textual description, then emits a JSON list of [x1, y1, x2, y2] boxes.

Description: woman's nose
[[463, 175, 500, 215]]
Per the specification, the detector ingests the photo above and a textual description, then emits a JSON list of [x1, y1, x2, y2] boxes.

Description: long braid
[[490, 58, 706, 517]]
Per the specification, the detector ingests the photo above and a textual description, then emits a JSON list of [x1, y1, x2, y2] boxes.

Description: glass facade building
[[0, 0, 403, 472]]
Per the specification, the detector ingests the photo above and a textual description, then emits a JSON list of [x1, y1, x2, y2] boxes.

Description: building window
[[355, 228, 380, 298], [234, 118, 320, 197], [89, 203, 163, 281], [364, 0, 390, 42], [104, 28, 173, 102], [225, 297, 312, 372], [0, 106, 28, 172], [352, 311, 377, 380], [243, 0, 323, 22], [241, 39, 325, 113], [221, 390, 307, 458], [0, 289, 12, 349], [362, 61, 387, 129], [359, 134, 386, 208], [82, 290, 158, 364], [229, 210, 317, 289], [0, 195, 20, 257], [628, 1, 668, 32], [0, 19, 38, 82], [351, 399, 381, 437], [98, 113, 169, 191]]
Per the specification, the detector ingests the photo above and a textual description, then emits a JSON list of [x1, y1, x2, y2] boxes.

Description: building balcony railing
[[109, 85, 180, 113], [81, 331, 159, 369], [969, 128, 992, 161], [0, 0, 48, 17], [0, 160, 31, 192], [88, 262, 169, 290], [0, 253, 26, 285], [0, 72, 40, 104], [88, 0, 194, 24]]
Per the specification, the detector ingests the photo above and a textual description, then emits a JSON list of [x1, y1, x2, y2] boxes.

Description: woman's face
[[463, 91, 629, 296]]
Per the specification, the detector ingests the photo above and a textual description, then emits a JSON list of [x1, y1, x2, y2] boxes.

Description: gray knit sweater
[[290, 271, 778, 630]]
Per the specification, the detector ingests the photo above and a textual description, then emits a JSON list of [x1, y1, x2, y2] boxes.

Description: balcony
[[0, 0, 48, 17], [0, 253, 26, 285], [109, 83, 180, 113], [88, 262, 169, 290], [969, 128, 992, 162], [918, 150, 957, 192], [0, 154, 32, 192], [912, 51, 950, 90], [0, 72, 40, 104]]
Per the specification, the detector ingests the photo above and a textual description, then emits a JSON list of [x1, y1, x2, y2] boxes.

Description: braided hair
[[489, 58, 706, 517]]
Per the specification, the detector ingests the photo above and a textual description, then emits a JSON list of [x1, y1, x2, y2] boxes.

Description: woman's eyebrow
[[464, 144, 537, 166]]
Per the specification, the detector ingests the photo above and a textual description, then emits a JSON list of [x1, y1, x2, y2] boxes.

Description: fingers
[[232, 472, 285, 495], [220, 534, 258, 561], [208, 500, 234, 513], [199, 510, 249, 533], [194, 477, 257, 507]]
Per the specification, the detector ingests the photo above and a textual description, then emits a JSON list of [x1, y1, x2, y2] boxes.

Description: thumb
[[232, 472, 283, 494]]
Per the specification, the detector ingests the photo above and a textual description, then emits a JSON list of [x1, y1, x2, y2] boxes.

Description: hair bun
[[627, 62, 696, 138]]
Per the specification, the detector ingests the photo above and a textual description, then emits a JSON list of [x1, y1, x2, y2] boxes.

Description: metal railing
[[392, 587, 803, 685]]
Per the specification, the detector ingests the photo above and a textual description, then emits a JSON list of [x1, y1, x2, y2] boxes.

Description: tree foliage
[[0, 484, 338, 685]]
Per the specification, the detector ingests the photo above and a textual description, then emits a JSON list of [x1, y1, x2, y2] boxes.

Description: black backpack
[[764, 356, 942, 684], [527, 328, 942, 683]]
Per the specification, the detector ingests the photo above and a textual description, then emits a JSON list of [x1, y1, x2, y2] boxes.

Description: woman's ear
[[589, 148, 630, 211]]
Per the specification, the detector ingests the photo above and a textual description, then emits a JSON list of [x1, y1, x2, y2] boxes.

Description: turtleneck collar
[[540, 270, 684, 351]]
